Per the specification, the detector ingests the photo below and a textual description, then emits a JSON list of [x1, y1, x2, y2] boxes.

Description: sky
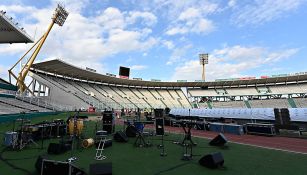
[[0, 0, 307, 82]]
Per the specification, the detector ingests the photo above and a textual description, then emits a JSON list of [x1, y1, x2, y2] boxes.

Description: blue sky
[[1, 0, 307, 82]]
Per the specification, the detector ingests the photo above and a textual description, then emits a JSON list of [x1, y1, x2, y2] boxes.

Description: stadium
[[1, 2, 307, 175]]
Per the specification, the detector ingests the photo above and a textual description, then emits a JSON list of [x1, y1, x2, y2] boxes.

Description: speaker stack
[[154, 108, 164, 118], [280, 108, 291, 125], [155, 118, 165, 136], [103, 111, 114, 134]]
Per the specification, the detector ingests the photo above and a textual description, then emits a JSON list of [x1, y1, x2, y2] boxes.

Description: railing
[[15, 95, 74, 111]]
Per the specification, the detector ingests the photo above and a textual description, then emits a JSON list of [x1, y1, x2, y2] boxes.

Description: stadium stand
[[1, 59, 298, 111], [0, 10, 33, 43], [29, 71, 191, 110], [0, 97, 51, 113]]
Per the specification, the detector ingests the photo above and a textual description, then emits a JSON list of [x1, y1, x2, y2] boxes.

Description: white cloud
[[96, 7, 125, 31], [0, 2, 158, 74], [130, 65, 148, 70], [126, 11, 157, 26], [178, 8, 201, 21], [166, 44, 192, 65], [231, 0, 306, 26], [228, 0, 236, 7], [171, 45, 299, 81], [162, 40, 175, 50], [165, 27, 188, 35], [166, 6, 216, 35]]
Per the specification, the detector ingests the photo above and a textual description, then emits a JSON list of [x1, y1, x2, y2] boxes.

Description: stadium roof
[[31, 59, 307, 88], [0, 78, 10, 85], [0, 11, 33, 43]]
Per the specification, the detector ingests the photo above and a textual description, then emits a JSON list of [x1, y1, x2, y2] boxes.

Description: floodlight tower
[[8, 4, 69, 94], [199, 53, 208, 81]]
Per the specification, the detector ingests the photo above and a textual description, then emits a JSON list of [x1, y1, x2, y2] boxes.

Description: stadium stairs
[[288, 98, 297, 108]]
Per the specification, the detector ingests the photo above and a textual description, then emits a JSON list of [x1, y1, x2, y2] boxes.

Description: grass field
[[1, 113, 307, 175]]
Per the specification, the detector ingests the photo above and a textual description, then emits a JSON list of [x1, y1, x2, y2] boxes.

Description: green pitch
[[0, 113, 306, 175]]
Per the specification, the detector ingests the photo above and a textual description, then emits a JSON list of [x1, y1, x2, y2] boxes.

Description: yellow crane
[[8, 4, 68, 94]]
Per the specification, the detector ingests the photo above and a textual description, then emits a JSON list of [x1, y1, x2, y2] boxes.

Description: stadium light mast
[[199, 53, 208, 81], [8, 4, 69, 94]]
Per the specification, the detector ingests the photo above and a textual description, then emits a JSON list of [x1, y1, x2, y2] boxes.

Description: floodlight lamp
[[53, 4, 69, 26], [199, 53, 209, 65]]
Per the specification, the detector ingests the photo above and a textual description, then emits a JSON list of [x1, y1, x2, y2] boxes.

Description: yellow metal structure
[[8, 4, 68, 94]]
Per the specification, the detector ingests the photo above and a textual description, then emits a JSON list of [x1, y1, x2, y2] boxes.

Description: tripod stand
[[158, 135, 167, 156], [156, 118, 167, 156], [180, 121, 197, 146]]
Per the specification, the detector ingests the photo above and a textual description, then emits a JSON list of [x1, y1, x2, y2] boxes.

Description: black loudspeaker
[[274, 108, 281, 124], [42, 160, 70, 175], [125, 125, 137, 137], [164, 107, 170, 115], [47, 143, 68, 155], [155, 118, 165, 136], [41, 159, 86, 175], [154, 108, 164, 118], [35, 155, 49, 173], [103, 111, 114, 134], [103, 111, 113, 124], [114, 131, 128, 142], [103, 125, 113, 134], [95, 139, 112, 148], [209, 133, 227, 146], [280, 108, 291, 125], [199, 152, 224, 169], [89, 162, 112, 175]]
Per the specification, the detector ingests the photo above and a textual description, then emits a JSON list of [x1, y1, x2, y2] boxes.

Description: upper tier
[[32, 59, 307, 88]]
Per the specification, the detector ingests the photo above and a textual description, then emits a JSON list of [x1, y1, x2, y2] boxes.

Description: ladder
[[95, 131, 107, 160]]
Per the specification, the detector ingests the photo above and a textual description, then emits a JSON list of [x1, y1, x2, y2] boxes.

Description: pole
[[17, 21, 55, 92], [202, 64, 205, 81]]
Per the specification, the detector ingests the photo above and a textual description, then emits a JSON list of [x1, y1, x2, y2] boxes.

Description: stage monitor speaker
[[154, 108, 164, 118], [199, 152, 224, 169], [114, 131, 128, 142], [47, 143, 68, 155], [41, 160, 69, 175], [41, 159, 86, 175], [89, 162, 112, 175], [125, 125, 137, 137], [155, 118, 165, 136], [209, 133, 227, 146], [35, 155, 49, 173]]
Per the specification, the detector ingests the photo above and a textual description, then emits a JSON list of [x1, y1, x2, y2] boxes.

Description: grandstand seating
[[187, 84, 307, 109], [293, 98, 307, 108], [249, 99, 291, 108], [0, 97, 51, 114], [212, 100, 246, 108], [226, 87, 258, 96], [31, 73, 191, 110], [189, 89, 217, 96], [269, 85, 304, 94]]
